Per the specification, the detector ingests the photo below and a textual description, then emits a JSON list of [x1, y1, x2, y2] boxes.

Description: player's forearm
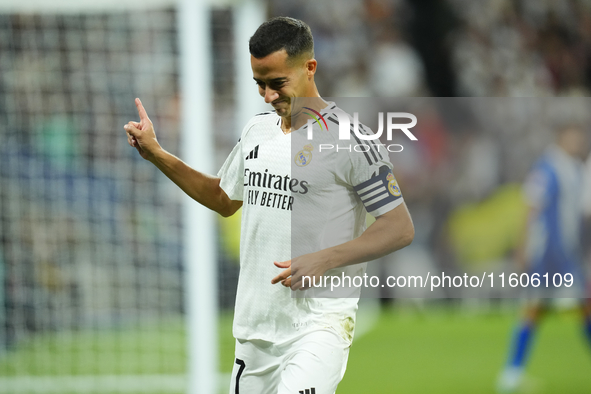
[[149, 148, 235, 216], [325, 204, 414, 269]]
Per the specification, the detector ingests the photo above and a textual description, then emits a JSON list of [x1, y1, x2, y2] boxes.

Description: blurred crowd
[[270, 0, 428, 97], [450, 0, 591, 96], [0, 11, 185, 351], [270, 0, 591, 97]]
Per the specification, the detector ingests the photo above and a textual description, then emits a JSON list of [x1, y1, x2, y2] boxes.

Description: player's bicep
[[374, 201, 414, 237], [353, 165, 404, 218], [216, 180, 243, 217], [217, 139, 245, 202], [228, 200, 243, 216]]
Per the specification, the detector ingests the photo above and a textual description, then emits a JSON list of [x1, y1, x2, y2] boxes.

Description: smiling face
[[251, 49, 317, 119]]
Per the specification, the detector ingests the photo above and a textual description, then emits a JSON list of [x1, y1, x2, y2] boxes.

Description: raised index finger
[[135, 98, 150, 122]]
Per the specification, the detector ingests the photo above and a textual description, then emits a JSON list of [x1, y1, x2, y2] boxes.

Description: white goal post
[[178, 0, 217, 393]]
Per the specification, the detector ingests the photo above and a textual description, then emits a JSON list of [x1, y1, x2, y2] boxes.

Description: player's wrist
[[323, 248, 346, 271], [147, 145, 167, 164]]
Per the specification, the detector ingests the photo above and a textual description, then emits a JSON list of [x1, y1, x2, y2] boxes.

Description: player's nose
[[263, 87, 279, 104]]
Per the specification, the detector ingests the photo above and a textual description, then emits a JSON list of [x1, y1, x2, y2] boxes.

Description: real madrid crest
[[386, 172, 401, 197], [294, 144, 313, 167]]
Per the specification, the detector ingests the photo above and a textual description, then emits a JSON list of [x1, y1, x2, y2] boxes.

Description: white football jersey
[[218, 103, 404, 344]]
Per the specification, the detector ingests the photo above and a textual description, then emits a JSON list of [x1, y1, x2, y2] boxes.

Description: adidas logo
[[246, 145, 259, 160]]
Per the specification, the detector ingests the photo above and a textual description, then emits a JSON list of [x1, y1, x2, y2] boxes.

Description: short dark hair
[[249, 17, 314, 61]]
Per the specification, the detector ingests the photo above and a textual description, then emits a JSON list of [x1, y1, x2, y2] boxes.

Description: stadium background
[[1, 0, 590, 393]]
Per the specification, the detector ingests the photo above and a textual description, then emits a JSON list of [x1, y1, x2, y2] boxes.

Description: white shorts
[[229, 329, 350, 394]]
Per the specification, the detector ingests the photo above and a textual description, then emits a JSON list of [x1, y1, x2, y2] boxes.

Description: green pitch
[[1, 306, 590, 394], [339, 304, 591, 394]]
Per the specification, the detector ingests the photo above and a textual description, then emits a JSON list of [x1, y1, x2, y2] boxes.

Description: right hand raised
[[124, 98, 161, 161]]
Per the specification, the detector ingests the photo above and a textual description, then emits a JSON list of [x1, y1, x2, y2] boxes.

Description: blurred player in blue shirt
[[498, 124, 590, 393]]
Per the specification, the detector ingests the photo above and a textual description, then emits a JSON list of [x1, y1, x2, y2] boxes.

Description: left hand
[[271, 251, 332, 291]]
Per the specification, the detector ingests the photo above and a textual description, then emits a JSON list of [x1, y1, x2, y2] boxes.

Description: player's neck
[[280, 118, 292, 134], [281, 95, 327, 134]]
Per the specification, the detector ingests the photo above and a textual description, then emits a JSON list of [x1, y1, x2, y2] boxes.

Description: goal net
[[0, 1, 250, 393]]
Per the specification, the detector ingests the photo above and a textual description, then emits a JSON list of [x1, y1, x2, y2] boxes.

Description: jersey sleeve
[[335, 134, 404, 217], [217, 139, 244, 201]]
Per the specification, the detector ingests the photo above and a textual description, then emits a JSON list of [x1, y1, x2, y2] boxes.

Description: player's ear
[[305, 58, 317, 77]]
